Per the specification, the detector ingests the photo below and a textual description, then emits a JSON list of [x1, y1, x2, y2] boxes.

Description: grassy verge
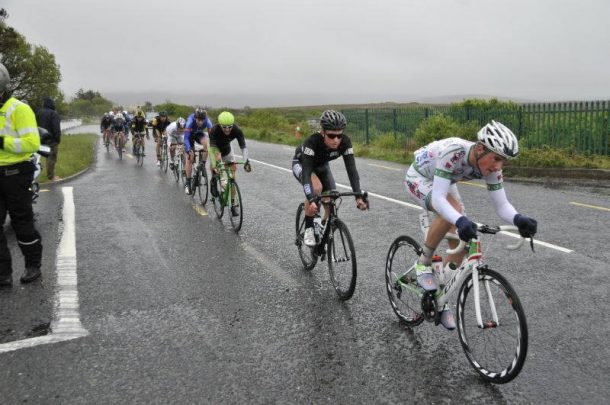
[[244, 127, 610, 170], [39, 134, 97, 184]]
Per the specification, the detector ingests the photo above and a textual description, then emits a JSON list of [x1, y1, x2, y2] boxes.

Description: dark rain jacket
[[35, 98, 61, 144]]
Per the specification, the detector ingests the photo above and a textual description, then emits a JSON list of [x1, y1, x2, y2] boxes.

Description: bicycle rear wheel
[[198, 164, 209, 205], [295, 203, 317, 271], [229, 181, 243, 233], [385, 235, 425, 326], [457, 267, 528, 384], [327, 218, 357, 300], [104, 134, 110, 153]]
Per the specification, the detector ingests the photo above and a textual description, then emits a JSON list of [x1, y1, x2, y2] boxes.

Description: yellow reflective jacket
[[0, 97, 41, 166]]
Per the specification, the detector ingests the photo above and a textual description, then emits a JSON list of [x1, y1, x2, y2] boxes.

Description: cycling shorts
[[292, 160, 336, 192], [405, 164, 464, 212]]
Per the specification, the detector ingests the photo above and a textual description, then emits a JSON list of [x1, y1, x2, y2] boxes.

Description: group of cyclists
[[100, 107, 251, 216], [100, 107, 539, 331]]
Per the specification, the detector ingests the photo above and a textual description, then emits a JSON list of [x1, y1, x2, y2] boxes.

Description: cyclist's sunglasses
[[221, 125, 233, 130], [325, 133, 343, 140]]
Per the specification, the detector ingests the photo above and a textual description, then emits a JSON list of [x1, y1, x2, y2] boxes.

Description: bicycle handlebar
[[312, 190, 369, 207], [445, 224, 526, 255]]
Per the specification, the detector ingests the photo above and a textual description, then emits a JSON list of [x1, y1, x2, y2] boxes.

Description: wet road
[[1, 126, 609, 403]]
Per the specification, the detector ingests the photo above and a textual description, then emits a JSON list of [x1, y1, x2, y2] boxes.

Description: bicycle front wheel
[[295, 203, 317, 271], [385, 235, 425, 326], [172, 157, 180, 182], [161, 146, 168, 173], [136, 143, 144, 166], [198, 165, 209, 205], [117, 137, 123, 160], [229, 181, 243, 233], [457, 267, 528, 384], [212, 177, 224, 219], [327, 218, 357, 301]]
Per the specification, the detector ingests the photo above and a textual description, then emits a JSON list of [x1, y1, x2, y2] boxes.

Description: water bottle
[[431, 255, 444, 284]]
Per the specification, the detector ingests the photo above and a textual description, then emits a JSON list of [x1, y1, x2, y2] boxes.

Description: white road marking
[[192, 203, 208, 216], [368, 163, 402, 171], [0, 187, 88, 354], [570, 201, 610, 212], [248, 158, 573, 254]]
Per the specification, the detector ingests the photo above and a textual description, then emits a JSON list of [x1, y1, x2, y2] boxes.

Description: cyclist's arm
[[183, 128, 192, 153], [430, 174, 462, 224], [484, 172, 518, 224], [234, 127, 248, 161], [341, 140, 361, 194]]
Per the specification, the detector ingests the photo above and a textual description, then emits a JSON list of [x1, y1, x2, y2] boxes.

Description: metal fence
[[341, 100, 610, 155]]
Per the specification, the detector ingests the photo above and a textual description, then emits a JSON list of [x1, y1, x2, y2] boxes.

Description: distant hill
[[104, 91, 536, 109]]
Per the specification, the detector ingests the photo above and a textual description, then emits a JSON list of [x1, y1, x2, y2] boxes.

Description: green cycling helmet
[[218, 111, 235, 126]]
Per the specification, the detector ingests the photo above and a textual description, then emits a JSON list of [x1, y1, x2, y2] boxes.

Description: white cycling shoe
[[440, 304, 456, 330], [304, 227, 316, 247]]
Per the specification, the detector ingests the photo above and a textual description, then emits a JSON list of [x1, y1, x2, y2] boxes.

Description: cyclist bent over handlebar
[[404, 120, 538, 330], [292, 110, 367, 248]]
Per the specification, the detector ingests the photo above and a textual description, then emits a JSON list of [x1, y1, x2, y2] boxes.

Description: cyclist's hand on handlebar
[[456, 216, 478, 242], [307, 201, 318, 215], [356, 197, 368, 211], [243, 160, 252, 173], [513, 214, 537, 238]]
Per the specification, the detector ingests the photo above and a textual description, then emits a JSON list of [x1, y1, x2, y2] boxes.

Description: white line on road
[[367, 163, 402, 171], [248, 158, 573, 254], [0, 187, 88, 354]]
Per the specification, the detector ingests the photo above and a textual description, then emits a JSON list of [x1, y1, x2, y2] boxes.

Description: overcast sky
[[3, 0, 610, 107]]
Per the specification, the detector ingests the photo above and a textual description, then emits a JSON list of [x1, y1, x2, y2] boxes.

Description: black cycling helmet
[[194, 108, 207, 119], [159, 111, 168, 117], [320, 110, 347, 130]]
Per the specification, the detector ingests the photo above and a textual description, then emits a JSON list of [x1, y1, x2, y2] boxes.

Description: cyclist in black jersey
[[292, 110, 367, 247], [208, 112, 251, 213]]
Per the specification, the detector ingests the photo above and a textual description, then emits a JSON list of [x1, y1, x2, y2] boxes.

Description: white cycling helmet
[[477, 120, 519, 159], [176, 117, 186, 129]]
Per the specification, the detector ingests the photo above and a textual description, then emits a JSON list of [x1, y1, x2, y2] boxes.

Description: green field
[[38, 133, 97, 183]]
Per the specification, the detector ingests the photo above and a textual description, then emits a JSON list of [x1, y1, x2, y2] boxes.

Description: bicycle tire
[[172, 154, 180, 183], [295, 203, 317, 271], [327, 218, 357, 300], [104, 134, 110, 153], [212, 175, 224, 219], [229, 181, 243, 233], [162, 145, 168, 173], [384, 235, 425, 326], [198, 164, 208, 205], [456, 267, 528, 384], [117, 136, 123, 160], [136, 143, 144, 166], [180, 154, 187, 186]]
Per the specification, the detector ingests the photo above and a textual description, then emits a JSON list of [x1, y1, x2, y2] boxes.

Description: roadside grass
[[38, 134, 97, 184], [244, 127, 610, 170]]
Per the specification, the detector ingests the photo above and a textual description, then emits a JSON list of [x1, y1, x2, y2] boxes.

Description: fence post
[[365, 108, 370, 145], [518, 106, 523, 140]]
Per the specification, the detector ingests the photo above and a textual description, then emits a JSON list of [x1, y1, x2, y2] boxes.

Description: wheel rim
[[198, 169, 208, 205], [229, 182, 243, 232], [457, 270, 528, 383], [385, 236, 425, 325], [327, 220, 356, 300]]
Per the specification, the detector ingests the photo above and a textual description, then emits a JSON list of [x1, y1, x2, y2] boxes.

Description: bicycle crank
[[421, 292, 438, 322]]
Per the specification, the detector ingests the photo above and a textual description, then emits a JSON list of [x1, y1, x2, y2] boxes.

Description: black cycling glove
[[513, 214, 537, 238], [456, 216, 478, 242]]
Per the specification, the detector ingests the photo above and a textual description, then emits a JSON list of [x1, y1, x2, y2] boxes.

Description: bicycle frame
[[398, 213, 525, 328], [214, 160, 240, 207]]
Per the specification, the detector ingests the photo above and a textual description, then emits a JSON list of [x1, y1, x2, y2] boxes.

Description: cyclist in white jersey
[[404, 120, 537, 330], [165, 117, 186, 170]]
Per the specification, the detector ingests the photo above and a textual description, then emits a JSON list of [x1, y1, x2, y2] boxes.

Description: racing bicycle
[[385, 211, 532, 383], [295, 190, 368, 301], [211, 160, 247, 233]]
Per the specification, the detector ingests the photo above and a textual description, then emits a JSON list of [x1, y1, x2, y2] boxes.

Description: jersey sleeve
[[341, 137, 361, 193], [430, 150, 465, 224], [484, 171, 518, 223]]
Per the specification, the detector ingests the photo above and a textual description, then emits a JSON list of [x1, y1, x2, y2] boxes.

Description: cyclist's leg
[[155, 130, 161, 162], [202, 137, 209, 162], [313, 163, 335, 222]]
